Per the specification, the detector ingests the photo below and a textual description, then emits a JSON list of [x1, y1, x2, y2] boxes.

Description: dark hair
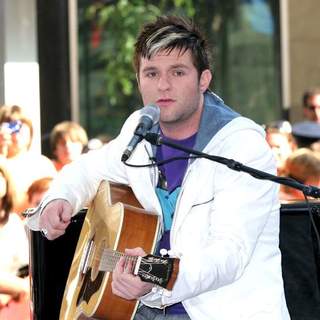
[[133, 15, 211, 77], [302, 87, 320, 107]]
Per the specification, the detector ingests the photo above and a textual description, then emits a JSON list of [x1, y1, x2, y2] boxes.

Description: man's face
[[137, 48, 211, 139], [304, 94, 320, 122]]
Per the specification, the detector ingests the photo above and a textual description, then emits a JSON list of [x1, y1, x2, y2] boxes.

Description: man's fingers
[[48, 213, 71, 230], [39, 199, 73, 240], [114, 257, 126, 274], [59, 202, 73, 223], [60, 210, 72, 224], [124, 247, 146, 257], [111, 280, 136, 300], [112, 249, 153, 300], [112, 272, 142, 300], [123, 257, 134, 274]]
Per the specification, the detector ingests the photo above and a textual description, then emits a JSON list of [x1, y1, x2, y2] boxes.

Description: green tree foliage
[[79, 0, 280, 138], [79, 0, 195, 137]]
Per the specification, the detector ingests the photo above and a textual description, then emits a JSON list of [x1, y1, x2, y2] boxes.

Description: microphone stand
[[141, 132, 320, 263], [143, 132, 320, 199]]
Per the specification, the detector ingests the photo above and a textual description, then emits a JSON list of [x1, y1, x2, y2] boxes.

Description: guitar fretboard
[[99, 248, 138, 272], [78, 238, 175, 289]]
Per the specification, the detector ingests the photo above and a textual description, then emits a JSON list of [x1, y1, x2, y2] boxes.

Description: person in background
[[280, 148, 320, 200], [0, 105, 56, 213], [302, 88, 320, 123], [291, 88, 320, 148], [49, 121, 88, 171], [28, 15, 289, 320], [265, 120, 297, 175], [0, 123, 13, 158], [0, 160, 30, 319], [27, 177, 53, 208], [291, 120, 320, 149], [0, 105, 35, 159]]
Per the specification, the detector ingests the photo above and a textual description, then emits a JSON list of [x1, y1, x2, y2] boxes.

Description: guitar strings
[[97, 249, 139, 272]]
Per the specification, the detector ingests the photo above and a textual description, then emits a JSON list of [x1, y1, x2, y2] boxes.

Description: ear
[[199, 69, 212, 93]]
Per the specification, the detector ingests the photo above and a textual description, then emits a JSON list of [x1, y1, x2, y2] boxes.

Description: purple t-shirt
[[155, 132, 197, 315]]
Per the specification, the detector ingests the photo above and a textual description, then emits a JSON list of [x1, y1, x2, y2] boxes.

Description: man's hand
[[111, 247, 154, 300], [39, 200, 72, 240]]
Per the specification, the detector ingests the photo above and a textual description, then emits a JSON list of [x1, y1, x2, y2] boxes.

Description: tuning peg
[[159, 248, 168, 257]]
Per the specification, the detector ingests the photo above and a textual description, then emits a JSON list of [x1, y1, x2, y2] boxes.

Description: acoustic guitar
[[59, 180, 179, 320]]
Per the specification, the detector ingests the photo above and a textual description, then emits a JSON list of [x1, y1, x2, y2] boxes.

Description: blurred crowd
[[0, 105, 108, 319], [1, 87, 320, 318], [265, 87, 320, 201]]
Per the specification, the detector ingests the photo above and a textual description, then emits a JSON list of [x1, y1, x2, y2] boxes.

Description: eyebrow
[[141, 66, 157, 73], [141, 63, 190, 73]]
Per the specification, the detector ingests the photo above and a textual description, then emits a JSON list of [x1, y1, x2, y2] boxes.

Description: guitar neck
[[82, 246, 179, 290], [99, 249, 136, 272]]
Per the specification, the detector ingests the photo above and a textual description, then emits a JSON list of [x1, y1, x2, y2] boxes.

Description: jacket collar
[[150, 91, 240, 154], [194, 91, 240, 152]]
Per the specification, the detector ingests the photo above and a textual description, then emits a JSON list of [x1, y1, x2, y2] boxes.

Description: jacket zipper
[[169, 158, 193, 252]]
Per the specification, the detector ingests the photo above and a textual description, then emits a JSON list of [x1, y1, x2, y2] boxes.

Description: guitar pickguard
[[77, 269, 105, 305]]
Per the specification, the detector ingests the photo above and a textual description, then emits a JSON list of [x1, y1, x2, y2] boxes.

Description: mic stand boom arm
[[144, 132, 320, 199]]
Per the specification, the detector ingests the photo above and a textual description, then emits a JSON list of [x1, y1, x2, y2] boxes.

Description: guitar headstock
[[134, 254, 179, 290]]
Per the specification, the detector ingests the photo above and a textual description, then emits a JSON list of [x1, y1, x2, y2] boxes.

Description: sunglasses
[[1, 120, 22, 134]]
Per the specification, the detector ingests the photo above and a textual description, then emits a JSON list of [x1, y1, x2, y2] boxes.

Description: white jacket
[[28, 93, 290, 319]]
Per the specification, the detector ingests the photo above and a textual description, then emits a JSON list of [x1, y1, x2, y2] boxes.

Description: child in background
[[50, 121, 88, 171]]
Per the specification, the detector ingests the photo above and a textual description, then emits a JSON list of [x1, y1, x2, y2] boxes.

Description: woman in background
[[0, 159, 30, 319], [0, 105, 56, 213]]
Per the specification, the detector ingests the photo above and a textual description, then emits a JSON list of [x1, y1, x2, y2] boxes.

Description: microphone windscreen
[[140, 104, 160, 125]]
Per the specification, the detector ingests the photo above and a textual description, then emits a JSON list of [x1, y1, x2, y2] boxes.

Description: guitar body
[[59, 181, 160, 320]]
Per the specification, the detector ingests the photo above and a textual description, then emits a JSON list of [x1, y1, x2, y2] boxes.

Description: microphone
[[121, 104, 160, 162]]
